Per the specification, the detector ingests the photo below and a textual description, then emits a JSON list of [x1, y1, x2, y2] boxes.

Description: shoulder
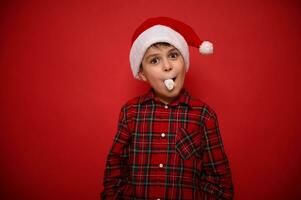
[[121, 89, 152, 108], [119, 93, 146, 116], [122, 94, 143, 108]]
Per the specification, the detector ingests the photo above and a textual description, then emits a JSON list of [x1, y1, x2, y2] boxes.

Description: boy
[[101, 17, 234, 200]]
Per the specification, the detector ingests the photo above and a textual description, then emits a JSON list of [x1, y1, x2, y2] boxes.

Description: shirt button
[[159, 163, 164, 168], [164, 105, 168, 109], [161, 133, 166, 138]]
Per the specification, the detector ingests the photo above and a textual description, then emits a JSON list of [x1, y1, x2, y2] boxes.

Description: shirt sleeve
[[101, 106, 131, 200], [200, 111, 234, 200]]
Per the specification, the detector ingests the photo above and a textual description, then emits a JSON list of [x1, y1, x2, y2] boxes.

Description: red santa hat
[[129, 16, 213, 79]]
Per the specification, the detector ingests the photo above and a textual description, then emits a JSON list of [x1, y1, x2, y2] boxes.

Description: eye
[[169, 52, 178, 59], [150, 57, 159, 64]]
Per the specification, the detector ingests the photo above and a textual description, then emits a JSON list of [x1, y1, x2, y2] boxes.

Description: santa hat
[[129, 16, 213, 79]]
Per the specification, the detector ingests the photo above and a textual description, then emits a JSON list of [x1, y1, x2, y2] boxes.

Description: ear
[[138, 70, 147, 82]]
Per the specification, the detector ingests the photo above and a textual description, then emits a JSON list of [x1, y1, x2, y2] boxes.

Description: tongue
[[164, 79, 174, 91]]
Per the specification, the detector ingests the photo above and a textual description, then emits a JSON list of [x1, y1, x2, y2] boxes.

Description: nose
[[162, 59, 173, 72]]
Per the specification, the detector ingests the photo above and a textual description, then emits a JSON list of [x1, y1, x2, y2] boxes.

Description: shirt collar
[[139, 88, 191, 107]]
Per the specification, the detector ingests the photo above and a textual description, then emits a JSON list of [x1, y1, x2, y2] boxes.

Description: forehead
[[144, 44, 178, 56]]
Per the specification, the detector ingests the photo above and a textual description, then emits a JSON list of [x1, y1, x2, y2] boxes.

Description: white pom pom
[[164, 79, 174, 91], [199, 41, 213, 55]]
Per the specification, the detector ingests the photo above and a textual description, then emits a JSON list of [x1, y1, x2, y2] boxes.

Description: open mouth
[[163, 76, 177, 83]]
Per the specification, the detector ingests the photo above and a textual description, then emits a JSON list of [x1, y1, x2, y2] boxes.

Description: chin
[[153, 84, 183, 102], [166, 87, 182, 97]]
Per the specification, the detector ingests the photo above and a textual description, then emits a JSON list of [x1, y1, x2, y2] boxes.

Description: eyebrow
[[144, 47, 178, 61], [168, 47, 178, 53]]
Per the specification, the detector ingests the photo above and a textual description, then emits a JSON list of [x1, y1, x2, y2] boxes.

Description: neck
[[154, 92, 179, 105]]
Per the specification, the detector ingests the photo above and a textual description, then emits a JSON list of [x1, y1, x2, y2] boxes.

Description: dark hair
[[150, 42, 171, 48]]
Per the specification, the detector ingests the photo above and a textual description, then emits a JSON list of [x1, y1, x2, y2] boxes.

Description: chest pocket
[[175, 127, 204, 160]]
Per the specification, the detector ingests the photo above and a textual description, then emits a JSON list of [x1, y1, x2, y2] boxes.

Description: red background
[[1, 0, 301, 199]]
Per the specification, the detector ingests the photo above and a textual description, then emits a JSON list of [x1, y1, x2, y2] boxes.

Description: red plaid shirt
[[101, 89, 233, 200]]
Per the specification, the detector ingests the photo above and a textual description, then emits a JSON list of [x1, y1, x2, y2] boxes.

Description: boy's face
[[138, 44, 186, 104]]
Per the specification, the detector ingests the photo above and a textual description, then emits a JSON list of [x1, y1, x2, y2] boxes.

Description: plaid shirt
[[101, 89, 233, 200]]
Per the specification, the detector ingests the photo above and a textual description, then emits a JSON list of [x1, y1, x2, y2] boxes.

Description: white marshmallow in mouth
[[164, 79, 174, 91]]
